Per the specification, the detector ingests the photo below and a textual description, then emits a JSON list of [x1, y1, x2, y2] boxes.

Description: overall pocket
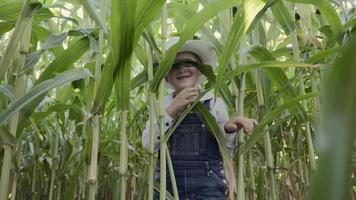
[[211, 167, 229, 193]]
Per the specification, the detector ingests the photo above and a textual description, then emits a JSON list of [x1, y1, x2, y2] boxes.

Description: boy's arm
[[142, 107, 174, 152], [213, 98, 238, 155], [142, 88, 198, 151]]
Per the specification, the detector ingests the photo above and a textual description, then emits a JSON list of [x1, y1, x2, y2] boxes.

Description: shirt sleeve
[[142, 107, 174, 152], [211, 98, 237, 156]]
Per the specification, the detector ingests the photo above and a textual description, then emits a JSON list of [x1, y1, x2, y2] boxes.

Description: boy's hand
[[224, 116, 258, 134], [166, 87, 199, 118]]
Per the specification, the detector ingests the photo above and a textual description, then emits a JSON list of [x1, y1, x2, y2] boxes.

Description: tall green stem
[[49, 127, 59, 200], [88, 114, 100, 199], [298, 75, 316, 171], [159, 3, 168, 200], [237, 73, 246, 200], [291, 27, 316, 171], [145, 40, 156, 200], [235, 35, 248, 200], [9, 173, 17, 200], [0, 0, 31, 80], [0, 13, 32, 200], [119, 111, 128, 200], [88, 0, 106, 198], [166, 149, 178, 200], [256, 69, 278, 200], [158, 86, 167, 200], [247, 149, 256, 200]]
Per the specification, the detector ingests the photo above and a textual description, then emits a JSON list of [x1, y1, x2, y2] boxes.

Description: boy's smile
[[166, 52, 202, 92]]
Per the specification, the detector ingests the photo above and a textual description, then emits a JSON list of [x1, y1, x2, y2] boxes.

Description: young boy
[[142, 38, 257, 200]]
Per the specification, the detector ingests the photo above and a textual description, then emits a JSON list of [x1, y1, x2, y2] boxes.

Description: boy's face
[[166, 52, 202, 92]]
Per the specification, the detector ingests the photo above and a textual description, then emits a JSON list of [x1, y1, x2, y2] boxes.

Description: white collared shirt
[[142, 91, 237, 154]]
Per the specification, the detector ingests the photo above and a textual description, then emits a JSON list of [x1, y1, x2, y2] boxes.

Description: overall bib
[[155, 100, 228, 200]]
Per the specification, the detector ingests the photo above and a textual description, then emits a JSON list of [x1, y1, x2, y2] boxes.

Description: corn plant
[[0, 0, 355, 200]]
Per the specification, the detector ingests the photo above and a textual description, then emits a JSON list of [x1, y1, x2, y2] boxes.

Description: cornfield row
[[0, 0, 355, 199]]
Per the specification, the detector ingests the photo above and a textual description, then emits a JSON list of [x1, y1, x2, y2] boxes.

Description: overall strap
[[202, 99, 211, 110]]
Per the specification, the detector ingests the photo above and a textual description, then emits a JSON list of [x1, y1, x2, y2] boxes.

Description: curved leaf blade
[[0, 68, 93, 125]]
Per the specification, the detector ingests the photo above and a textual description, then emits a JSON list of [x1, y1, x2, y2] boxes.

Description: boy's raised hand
[[166, 87, 199, 118], [224, 116, 258, 134]]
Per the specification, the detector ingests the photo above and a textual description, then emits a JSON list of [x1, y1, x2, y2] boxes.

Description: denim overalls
[[155, 99, 228, 200]]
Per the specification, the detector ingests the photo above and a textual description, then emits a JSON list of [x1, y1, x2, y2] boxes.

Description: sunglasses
[[152, 60, 201, 70], [171, 60, 200, 69]]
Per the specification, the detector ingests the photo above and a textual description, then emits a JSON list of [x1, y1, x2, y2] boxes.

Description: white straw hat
[[161, 37, 217, 88]]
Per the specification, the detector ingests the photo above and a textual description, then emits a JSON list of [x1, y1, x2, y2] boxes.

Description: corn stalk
[[0, 9, 32, 200], [159, 3, 168, 200], [0, 0, 37, 80], [145, 40, 156, 200], [48, 125, 59, 200], [236, 36, 248, 200], [88, 0, 106, 199], [290, 13, 317, 171], [255, 69, 278, 200]]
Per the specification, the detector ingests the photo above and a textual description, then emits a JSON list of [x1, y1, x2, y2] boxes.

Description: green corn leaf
[[342, 17, 356, 31], [306, 47, 341, 64], [32, 24, 51, 43], [134, 43, 149, 68], [248, 46, 312, 122], [91, 53, 115, 114], [150, 0, 236, 93], [31, 103, 86, 121], [127, 103, 148, 129], [246, 0, 279, 33], [217, 0, 266, 81], [153, 181, 175, 200], [78, 0, 107, 32], [25, 51, 41, 71], [215, 0, 266, 110], [167, 2, 223, 53], [134, 0, 165, 46], [36, 36, 91, 84], [309, 33, 356, 200], [40, 32, 68, 50], [195, 63, 216, 84], [0, 126, 16, 146], [143, 27, 162, 56], [0, 1, 42, 22], [0, 1, 41, 80], [193, 101, 237, 195], [225, 61, 322, 80], [256, 167, 266, 198], [93, 0, 140, 115], [112, 0, 136, 111], [63, 159, 86, 199], [16, 35, 92, 132], [0, 22, 14, 37], [244, 92, 318, 151], [0, 68, 93, 125], [286, 0, 343, 45], [270, 0, 296, 35], [193, 102, 230, 159], [25, 32, 69, 71], [271, 47, 293, 58], [131, 70, 149, 91], [0, 1, 24, 21], [0, 84, 13, 99]]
